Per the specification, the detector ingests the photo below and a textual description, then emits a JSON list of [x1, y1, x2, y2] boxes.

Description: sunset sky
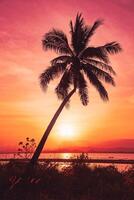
[[0, 0, 134, 152]]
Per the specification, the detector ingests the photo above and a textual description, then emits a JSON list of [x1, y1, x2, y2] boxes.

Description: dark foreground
[[0, 159, 134, 200]]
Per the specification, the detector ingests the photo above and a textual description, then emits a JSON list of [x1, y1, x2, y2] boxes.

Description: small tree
[[17, 137, 36, 159]]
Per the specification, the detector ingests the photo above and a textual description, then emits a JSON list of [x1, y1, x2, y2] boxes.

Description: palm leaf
[[55, 70, 72, 99], [77, 72, 89, 105], [85, 19, 103, 42], [83, 58, 116, 75], [103, 42, 122, 54], [51, 55, 71, 66], [42, 29, 72, 54], [80, 46, 109, 63], [83, 66, 109, 101], [70, 13, 91, 54], [84, 64, 115, 86], [40, 63, 67, 90]]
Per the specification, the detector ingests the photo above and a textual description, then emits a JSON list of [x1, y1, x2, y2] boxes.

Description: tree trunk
[[30, 88, 76, 165]]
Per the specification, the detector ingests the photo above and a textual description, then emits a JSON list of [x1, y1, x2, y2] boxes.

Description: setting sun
[[58, 123, 75, 139]]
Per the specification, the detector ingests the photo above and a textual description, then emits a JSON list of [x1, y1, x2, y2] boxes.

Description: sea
[[0, 152, 134, 171]]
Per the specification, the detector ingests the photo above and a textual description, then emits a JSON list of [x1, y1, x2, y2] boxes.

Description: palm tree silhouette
[[30, 14, 121, 165]]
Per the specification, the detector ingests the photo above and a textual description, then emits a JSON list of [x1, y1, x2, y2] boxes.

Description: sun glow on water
[[61, 153, 71, 159]]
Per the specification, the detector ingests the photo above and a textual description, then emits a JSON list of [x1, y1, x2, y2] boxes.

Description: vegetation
[[0, 157, 134, 200], [17, 137, 36, 159], [31, 14, 122, 164]]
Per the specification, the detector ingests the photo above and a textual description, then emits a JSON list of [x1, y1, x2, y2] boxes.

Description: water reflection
[[60, 153, 72, 159]]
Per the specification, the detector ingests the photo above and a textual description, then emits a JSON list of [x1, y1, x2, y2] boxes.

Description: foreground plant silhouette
[[1, 162, 134, 200], [17, 137, 36, 159], [30, 13, 122, 165]]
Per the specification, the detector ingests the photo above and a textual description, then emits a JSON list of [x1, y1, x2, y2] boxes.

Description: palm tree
[[30, 13, 121, 165]]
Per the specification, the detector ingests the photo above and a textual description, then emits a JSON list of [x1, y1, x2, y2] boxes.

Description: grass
[[0, 157, 134, 200]]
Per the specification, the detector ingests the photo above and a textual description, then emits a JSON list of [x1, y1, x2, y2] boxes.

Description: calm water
[[0, 152, 134, 171], [0, 152, 134, 160]]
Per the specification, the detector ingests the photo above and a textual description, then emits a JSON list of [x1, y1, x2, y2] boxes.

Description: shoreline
[[0, 158, 134, 164]]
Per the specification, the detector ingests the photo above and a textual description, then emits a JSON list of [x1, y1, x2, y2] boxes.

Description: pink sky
[[0, 0, 134, 152]]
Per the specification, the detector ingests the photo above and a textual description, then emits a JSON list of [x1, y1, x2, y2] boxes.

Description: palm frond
[[80, 47, 109, 63], [40, 63, 67, 90], [77, 72, 89, 105], [70, 13, 91, 54], [85, 19, 103, 42], [83, 58, 116, 75], [42, 29, 72, 54], [40, 14, 121, 104], [55, 70, 72, 100], [70, 20, 74, 36], [83, 66, 109, 101], [103, 42, 122, 54], [50, 55, 71, 66], [84, 63, 115, 86]]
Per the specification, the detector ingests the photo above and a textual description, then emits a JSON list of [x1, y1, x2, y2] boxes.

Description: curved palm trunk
[[30, 88, 76, 165]]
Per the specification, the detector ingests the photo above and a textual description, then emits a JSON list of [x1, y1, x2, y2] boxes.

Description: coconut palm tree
[[30, 13, 121, 165]]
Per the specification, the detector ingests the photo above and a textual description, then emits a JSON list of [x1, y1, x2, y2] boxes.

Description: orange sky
[[0, 0, 134, 152]]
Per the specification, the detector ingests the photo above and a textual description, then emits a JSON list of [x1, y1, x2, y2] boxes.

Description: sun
[[58, 123, 74, 139]]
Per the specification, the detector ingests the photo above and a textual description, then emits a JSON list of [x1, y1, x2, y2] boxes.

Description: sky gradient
[[0, 0, 134, 152]]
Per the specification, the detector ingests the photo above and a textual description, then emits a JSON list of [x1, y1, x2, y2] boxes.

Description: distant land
[[43, 139, 134, 153]]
